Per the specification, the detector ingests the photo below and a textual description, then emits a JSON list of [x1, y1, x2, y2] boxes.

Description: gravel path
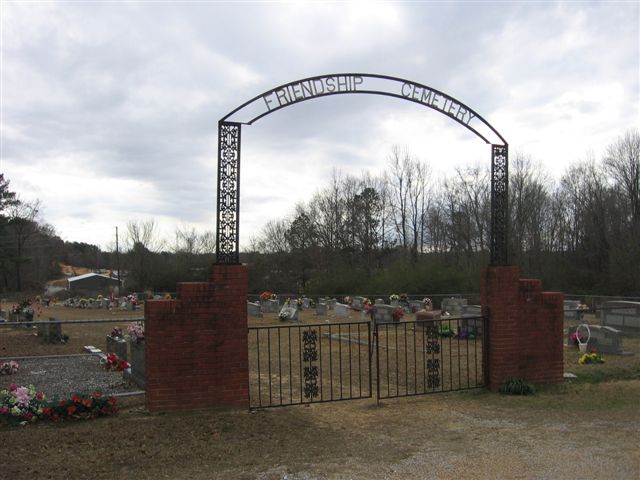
[[0, 354, 142, 399]]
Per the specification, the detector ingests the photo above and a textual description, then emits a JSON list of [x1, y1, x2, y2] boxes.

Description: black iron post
[[490, 144, 508, 265], [216, 121, 242, 264]]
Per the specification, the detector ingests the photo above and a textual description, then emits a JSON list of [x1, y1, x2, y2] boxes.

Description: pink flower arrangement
[[127, 321, 145, 343], [0, 360, 19, 375], [392, 307, 405, 321]]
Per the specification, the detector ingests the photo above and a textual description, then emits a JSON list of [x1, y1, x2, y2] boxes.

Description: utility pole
[[115, 226, 121, 289]]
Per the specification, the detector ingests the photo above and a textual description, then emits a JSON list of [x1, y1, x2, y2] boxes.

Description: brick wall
[[481, 266, 564, 391], [145, 264, 249, 411]]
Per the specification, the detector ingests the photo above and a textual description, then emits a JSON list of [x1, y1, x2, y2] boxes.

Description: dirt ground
[[2, 304, 639, 479], [1, 381, 639, 479]]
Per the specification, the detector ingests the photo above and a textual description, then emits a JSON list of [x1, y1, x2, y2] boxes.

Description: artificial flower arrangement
[[578, 352, 605, 365], [126, 294, 138, 306], [164, 293, 172, 300], [389, 294, 399, 302], [343, 296, 352, 305], [423, 297, 433, 310], [392, 307, 405, 321], [101, 353, 130, 371], [438, 324, 456, 338], [296, 298, 304, 307], [127, 321, 145, 343], [569, 331, 587, 346], [110, 327, 124, 339], [0, 361, 19, 376], [12, 301, 34, 320], [363, 298, 373, 314], [260, 291, 274, 302], [1, 384, 118, 426], [399, 293, 409, 302]]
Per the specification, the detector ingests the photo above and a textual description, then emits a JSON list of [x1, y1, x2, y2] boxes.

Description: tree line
[[247, 129, 639, 296], [0, 175, 216, 295], [1, 129, 637, 297]]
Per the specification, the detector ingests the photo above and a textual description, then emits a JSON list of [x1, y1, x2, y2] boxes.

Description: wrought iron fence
[[375, 317, 486, 400], [248, 321, 372, 408]]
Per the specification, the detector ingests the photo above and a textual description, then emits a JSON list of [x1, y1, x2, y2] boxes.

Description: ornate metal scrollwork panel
[[303, 329, 319, 399], [216, 122, 241, 264], [425, 325, 441, 389], [425, 325, 441, 354], [490, 144, 508, 265]]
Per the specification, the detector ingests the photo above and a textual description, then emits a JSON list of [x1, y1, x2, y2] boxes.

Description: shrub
[[499, 378, 536, 396]]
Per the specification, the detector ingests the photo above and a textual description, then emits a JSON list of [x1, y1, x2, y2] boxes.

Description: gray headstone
[[351, 296, 365, 311], [568, 324, 624, 354], [334, 303, 349, 318], [599, 301, 640, 334], [261, 299, 279, 313], [316, 303, 328, 316], [373, 305, 396, 323], [247, 301, 263, 318], [441, 298, 468, 316], [409, 301, 423, 313]]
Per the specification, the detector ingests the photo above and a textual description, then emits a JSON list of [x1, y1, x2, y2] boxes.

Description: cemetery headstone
[[278, 304, 299, 321], [247, 301, 263, 318], [351, 296, 365, 311], [326, 298, 337, 310], [568, 324, 625, 354], [409, 300, 423, 313], [106, 335, 128, 360], [334, 303, 350, 318], [36, 318, 64, 344], [373, 305, 396, 323], [599, 301, 640, 334], [261, 299, 279, 313], [441, 297, 468, 316], [316, 303, 328, 316]]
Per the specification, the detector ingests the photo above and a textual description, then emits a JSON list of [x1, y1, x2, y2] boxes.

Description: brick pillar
[[145, 264, 249, 411], [481, 266, 564, 391]]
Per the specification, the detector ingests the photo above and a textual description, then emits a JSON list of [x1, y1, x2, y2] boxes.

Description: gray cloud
[[2, 1, 638, 248]]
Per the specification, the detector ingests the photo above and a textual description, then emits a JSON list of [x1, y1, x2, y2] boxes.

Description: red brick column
[[145, 264, 249, 411], [481, 266, 564, 391]]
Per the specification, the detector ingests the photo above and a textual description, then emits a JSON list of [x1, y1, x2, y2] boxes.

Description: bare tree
[[604, 129, 640, 225], [126, 219, 161, 291]]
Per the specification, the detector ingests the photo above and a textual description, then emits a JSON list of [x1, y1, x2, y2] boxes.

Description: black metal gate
[[248, 316, 486, 409], [375, 317, 486, 400], [248, 321, 372, 408]]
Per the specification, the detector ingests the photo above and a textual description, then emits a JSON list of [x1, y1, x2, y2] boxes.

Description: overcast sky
[[1, 1, 638, 251]]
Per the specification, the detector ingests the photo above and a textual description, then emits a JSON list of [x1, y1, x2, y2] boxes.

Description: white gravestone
[[247, 301, 263, 318], [334, 303, 349, 318], [278, 304, 299, 321]]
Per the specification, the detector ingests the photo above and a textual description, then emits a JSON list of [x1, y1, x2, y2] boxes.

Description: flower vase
[[106, 336, 128, 361], [578, 343, 587, 353]]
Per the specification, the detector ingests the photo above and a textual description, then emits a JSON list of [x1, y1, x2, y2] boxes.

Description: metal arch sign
[[221, 73, 507, 146], [216, 73, 509, 266]]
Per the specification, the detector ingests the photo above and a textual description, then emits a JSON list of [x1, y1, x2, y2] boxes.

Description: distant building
[[67, 273, 120, 295]]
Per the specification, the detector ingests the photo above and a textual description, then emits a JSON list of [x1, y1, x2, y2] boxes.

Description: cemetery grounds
[[1, 302, 639, 479]]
